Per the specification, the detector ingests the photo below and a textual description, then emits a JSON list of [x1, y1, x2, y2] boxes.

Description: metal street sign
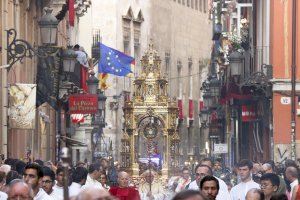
[[214, 143, 228, 154]]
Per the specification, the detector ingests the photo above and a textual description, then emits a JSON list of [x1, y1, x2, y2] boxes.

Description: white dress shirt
[[69, 182, 82, 197], [290, 179, 299, 198], [52, 184, 64, 200], [34, 188, 54, 200], [230, 180, 260, 200], [82, 174, 103, 190], [0, 191, 7, 200], [188, 177, 231, 200]]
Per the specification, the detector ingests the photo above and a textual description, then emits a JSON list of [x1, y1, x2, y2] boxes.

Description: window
[[178, 0, 181, 3], [187, 0, 190, 7], [191, 0, 194, 9], [182, 0, 185, 5], [195, 0, 198, 10], [122, 19, 131, 55], [203, 0, 207, 13]]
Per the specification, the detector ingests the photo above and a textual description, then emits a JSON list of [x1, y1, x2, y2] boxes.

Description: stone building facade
[[78, 0, 212, 164], [0, 0, 90, 161]]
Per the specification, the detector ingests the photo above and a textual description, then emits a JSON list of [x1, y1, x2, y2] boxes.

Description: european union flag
[[98, 43, 134, 76]]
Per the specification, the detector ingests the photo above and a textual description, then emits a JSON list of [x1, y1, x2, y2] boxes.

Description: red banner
[[80, 65, 88, 92], [69, 94, 98, 114], [178, 99, 183, 120], [69, 0, 75, 26], [242, 105, 256, 122], [189, 99, 194, 120]]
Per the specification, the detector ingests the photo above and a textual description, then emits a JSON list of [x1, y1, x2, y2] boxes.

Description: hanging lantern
[[229, 51, 244, 76], [38, 7, 59, 46]]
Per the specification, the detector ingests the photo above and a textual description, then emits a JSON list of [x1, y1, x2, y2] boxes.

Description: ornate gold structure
[[121, 44, 179, 178]]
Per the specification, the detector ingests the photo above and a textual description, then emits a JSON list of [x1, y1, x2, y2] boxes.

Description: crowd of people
[[0, 157, 300, 200]]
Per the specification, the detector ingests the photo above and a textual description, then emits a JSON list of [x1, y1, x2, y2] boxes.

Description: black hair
[[260, 173, 280, 187], [194, 164, 213, 175], [88, 163, 102, 174], [238, 159, 253, 170], [74, 44, 80, 49], [172, 190, 207, 200], [285, 159, 298, 168], [56, 167, 64, 175], [24, 163, 44, 179], [15, 160, 26, 175], [34, 159, 44, 166], [6, 170, 22, 185], [42, 167, 55, 182], [200, 175, 219, 191], [270, 193, 288, 200], [72, 167, 88, 183]]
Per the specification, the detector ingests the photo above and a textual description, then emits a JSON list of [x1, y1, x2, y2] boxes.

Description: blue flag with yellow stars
[[98, 43, 134, 76]]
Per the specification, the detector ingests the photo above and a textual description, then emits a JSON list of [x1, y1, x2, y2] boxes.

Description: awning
[[59, 136, 87, 147]]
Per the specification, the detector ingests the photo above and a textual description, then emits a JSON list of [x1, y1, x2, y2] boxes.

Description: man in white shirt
[[23, 163, 53, 200], [230, 159, 260, 200], [82, 163, 103, 190], [69, 167, 88, 197], [41, 167, 60, 199], [188, 164, 230, 200], [52, 167, 65, 200], [285, 166, 299, 199]]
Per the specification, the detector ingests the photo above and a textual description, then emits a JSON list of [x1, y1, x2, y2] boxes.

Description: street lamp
[[97, 89, 107, 128], [61, 46, 77, 73], [209, 76, 221, 97], [38, 7, 59, 46], [200, 108, 210, 126], [86, 72, 99, 94], [229, 51, 244, 77], [203, 90, 213, 108]]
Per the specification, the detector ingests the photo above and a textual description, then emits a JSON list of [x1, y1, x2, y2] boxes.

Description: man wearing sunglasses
[[188, 164, 230, 200]]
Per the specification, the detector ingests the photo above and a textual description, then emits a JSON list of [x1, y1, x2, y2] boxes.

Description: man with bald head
[[262, 163, 286, 194], [285, 166, 299, 199], [7, 179, 33, 200], [109, 171, 140, 200], [76, 187, 115, 200], [245, 188, 264, 200]]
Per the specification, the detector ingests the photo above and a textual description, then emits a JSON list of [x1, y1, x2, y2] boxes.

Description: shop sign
[[241, 105, 256, 122], [214, 143, 228, 154], [69, 94, 98, 114], [281, 97, 291, 105], [71, 114, 84, 123]]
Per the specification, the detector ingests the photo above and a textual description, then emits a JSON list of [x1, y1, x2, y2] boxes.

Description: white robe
[[139, 181, 166, 200]]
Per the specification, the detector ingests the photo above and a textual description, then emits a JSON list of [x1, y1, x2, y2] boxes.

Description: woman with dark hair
[[172, 190, 208, 200]]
